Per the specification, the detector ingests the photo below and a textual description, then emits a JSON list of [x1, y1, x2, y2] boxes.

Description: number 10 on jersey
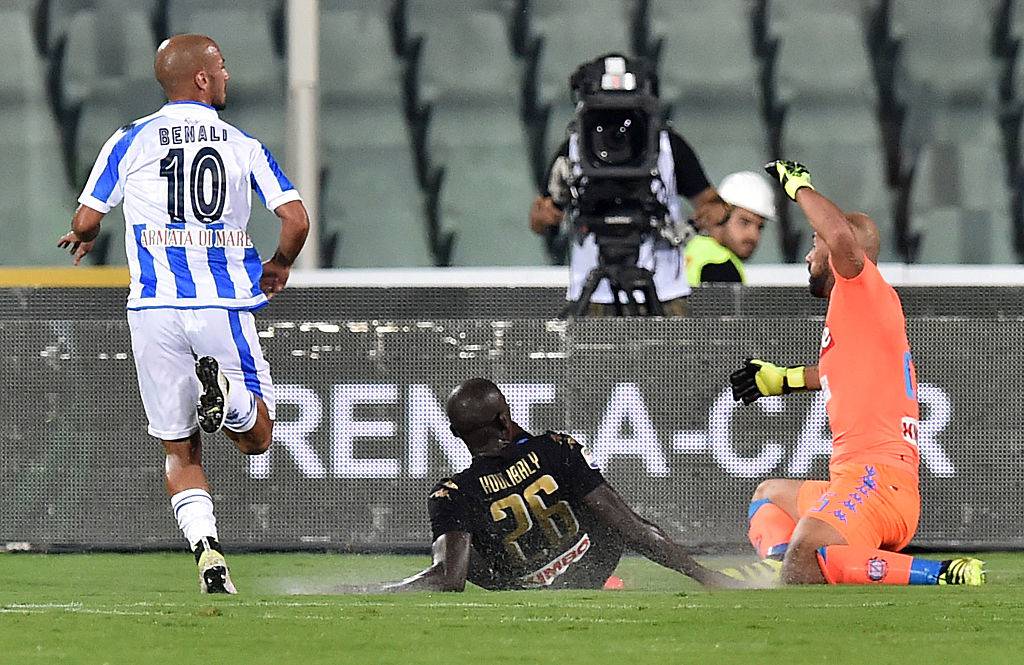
[[159, 147, 227, 224]]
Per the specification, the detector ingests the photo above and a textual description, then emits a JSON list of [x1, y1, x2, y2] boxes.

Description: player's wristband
[[270, 250, 294, 267], [782, 366, 807, 393], [783, 179, 813, 201]]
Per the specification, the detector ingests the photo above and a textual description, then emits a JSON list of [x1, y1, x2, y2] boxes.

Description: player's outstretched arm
[[583, 483, 741, 588], [260, 200, 310, 298], [764, 160, 863, 279], [383, 532, 471, 593], [56, 205, 105, 266], [794, 188, 863, 278], [729, 359, 821, 405]]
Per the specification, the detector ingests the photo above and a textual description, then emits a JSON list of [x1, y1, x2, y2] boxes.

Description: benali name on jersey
[[159, 125, 230, 145]]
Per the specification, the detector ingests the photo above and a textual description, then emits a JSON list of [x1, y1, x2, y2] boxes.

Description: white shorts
[[127, 308, 276, 440]]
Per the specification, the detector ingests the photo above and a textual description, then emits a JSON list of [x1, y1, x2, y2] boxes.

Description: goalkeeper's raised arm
[[763, 160, 879, 281]]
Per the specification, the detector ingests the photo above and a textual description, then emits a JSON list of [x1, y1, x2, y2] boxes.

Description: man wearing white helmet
[[685, 171, 777, 285]]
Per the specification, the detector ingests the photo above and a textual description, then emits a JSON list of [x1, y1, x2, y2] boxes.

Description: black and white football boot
[[194, 537, 237, 594], [195, 356, 229, 434]]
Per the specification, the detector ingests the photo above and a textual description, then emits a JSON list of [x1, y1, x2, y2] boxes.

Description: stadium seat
[[766, 2, 904, 260], [427, 110, 544, 266], [320, 2, 403, 105], [0, 7, 48, 105], [883, 3, 1004, 262], [783, 103, 896, 261], [167, 2, 285, 104], [651, 0, 758, 106], [61, 8, 159, 107], [773, 0, 875, 103], [321, 141, 433, 267], [319, 99, 429, 268], [0, 102, 76, 266], [408, 0, 518, 103], [962, 135, 1017, 264], [0, 6, 74, 266], [1009, 0, 1024, 94], [671, 104, 765, 185], [18, 2, 1016, 267], [895, 5, 1006, 263], [912, 114, 1014, 263], [894, 3, 995, 102], [909, 206, 963, 263], [532, 0, 632, 103], [317, 1, 429, 266], [32, 0, 106, 56], [403, 0, 546, 265]]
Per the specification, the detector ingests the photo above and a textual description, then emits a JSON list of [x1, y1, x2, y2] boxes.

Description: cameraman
[[529, 54, 727, 316]]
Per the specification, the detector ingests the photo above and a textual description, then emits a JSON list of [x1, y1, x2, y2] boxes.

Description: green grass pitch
[[2, 552, 1023, 664]]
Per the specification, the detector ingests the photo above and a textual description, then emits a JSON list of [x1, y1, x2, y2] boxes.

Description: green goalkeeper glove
[[729, 359, 807, 405], [764, 160, 815, 201]]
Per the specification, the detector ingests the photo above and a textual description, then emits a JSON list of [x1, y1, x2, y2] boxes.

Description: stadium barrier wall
[[2, 281, 1023, 552]]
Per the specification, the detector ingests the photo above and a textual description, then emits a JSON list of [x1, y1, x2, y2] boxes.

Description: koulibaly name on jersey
[[478, 451, 541, 494]]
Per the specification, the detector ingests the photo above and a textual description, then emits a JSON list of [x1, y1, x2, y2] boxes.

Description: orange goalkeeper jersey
[[817, 256, 920, 477]]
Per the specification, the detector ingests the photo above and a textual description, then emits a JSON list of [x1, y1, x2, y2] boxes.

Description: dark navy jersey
[[428, 431, 624, 590]]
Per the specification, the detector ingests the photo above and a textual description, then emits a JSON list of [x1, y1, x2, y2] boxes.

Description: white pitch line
[[0, 606, 151, 617], [495, 615, 653, 625], [260, 613, 335, 621], [125, 599, 660, 612], [69, 608, 154, 617], [1, 597, 921, 621]]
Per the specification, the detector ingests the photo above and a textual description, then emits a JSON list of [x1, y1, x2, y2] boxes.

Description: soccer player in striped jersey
[[727, 161, 983, 586], [56, 34, 309, 593]]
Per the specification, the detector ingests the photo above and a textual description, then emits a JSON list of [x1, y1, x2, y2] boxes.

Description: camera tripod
[[572, 259, 664, 317]]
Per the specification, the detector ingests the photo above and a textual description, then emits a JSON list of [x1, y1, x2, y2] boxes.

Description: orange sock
[[747, 499, 796, 559], [816, 545, 944, 584]]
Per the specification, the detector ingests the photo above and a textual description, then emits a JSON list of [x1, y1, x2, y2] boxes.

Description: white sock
[[170, 488, 218, 549], [224, 379, 258, 433]]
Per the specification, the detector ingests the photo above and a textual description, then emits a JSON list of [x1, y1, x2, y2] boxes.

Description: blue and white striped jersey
[[78, 101, 302, 310]]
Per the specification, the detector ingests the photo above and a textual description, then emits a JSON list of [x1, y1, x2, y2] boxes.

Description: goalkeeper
[[727, 161, 984, 586]]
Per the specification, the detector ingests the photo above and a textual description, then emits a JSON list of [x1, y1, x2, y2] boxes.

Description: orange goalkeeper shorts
[[796, 462, 920, 551]]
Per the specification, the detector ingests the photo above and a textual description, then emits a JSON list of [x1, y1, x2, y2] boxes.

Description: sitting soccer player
[[728, 160, 984, 586], [385, 378, 736, 591]]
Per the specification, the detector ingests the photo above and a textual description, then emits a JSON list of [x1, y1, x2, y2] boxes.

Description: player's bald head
[[845, 212, 881, 264], [154, 34, 224, 101], [446, 378, 510, 440]]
